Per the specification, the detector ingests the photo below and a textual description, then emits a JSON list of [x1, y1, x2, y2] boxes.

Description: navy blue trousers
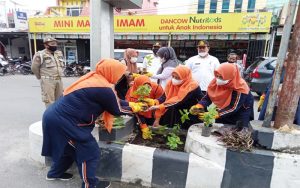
[[47, 144, 100, 188]]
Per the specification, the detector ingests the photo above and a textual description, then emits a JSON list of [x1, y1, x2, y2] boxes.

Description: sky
[[158, 0, 195, 15], [3, 0, 56, 11]]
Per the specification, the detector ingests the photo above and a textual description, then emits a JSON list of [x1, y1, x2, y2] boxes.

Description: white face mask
[[216, 78, 229, 86], [198, 52, 208, 57], [172, 78, 183, 85], [130, 57, 138, 63]]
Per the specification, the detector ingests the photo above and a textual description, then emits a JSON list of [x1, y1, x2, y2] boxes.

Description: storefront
[[28, 12, 272, 64], [0, 31, 30, 59]]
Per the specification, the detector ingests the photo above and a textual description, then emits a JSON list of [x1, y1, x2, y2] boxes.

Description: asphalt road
[[0, 74, 259, 188], [0, 74, 145, 188]]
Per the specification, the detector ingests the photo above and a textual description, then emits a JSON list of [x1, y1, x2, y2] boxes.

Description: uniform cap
[[197, 40, 209, 47], [43, 37, 57, 44], [153, 42, 161, 47]]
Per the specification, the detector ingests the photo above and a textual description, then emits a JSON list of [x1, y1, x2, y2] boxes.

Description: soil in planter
[[127, 132, 186, 152]]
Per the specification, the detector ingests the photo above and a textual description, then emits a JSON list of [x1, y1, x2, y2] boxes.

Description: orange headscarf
[[124, 48, 139, 73], [125, 75, 164, 118], [155, 66, 199, 118], [207, 63, 249, 109], [163, 65, 199, 105], [63, 58, 127, 133]]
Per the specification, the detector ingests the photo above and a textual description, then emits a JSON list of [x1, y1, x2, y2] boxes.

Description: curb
[[97, 141, 224, 188], [185, 124, 300, 188], [250, 120, 300, 151]]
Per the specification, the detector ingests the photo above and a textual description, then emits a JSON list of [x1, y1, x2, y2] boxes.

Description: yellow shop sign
[[29, 12, 272, 33]]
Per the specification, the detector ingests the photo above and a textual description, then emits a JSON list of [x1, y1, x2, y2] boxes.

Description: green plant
[[134, 84, 152, 101], [144, 55, 154, 66], [163, 110, 189, 150], [179, 109, 190, 124], [152, 125, 169, 136], [112, 140, 126, 145], [113, 116, 125, 129], [166, 133, 183, 150], [203, 104, 218, 127], [172, 123, 181, 135]]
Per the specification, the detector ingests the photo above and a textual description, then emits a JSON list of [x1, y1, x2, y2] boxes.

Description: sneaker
[[96, 181, 111, 188], [46, 172, 73, 181]]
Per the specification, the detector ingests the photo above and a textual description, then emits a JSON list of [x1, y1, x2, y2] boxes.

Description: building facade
[[194, 0, 267, 13], [29, 0, 277, 65], [0, 0, 32, 59]]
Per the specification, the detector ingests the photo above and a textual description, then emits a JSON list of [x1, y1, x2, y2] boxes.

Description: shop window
[[197, 0, 205, 13], [234, 0, 243, 13], [247, 0, 256, 12], [210, 0, 217, 13], [222, 0, 230, 13], [67, 7, 83, 16]]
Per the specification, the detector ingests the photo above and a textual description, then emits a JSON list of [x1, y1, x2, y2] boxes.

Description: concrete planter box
[[98, 116, 136, 141], [185, 124, 300, 188], [30, 121, 300, 188], [96, 141, 225, 188], [250, 120, 300, 151]]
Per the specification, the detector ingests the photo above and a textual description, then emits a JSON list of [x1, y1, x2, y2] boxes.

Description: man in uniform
[[185, 40, 220, 94], [31, 37, 65, 108], [142, 42, 161, 81]]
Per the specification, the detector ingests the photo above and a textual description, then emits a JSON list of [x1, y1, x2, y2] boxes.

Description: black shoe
[[46, 172, 73, 181], [96, 181, 111, 188]]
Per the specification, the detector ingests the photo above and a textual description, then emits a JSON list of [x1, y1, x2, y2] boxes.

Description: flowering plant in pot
[[201, 104, 218, 137]]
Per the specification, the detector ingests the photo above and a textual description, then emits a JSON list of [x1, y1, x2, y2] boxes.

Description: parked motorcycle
[[18, 61, 32, 75], [80, 60, 90, 75], [63, 60, 91, 77], [63, 62, 84, 77], [0, 56, 9, 76]]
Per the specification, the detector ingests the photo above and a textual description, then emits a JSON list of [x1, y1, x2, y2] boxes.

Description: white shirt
[[185, 54, 220, 91], [151, 67, 175, 89]]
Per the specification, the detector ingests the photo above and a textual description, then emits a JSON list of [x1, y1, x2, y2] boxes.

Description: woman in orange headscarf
[[41, 59, 141, 188], [190, 63, 254, 128], [149, 65, 204, 129], [126, 75, 165, 139]]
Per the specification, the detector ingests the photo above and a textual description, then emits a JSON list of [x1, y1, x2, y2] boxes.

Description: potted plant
[[134, 84, 152, 102], [201, 104, 218, 137]]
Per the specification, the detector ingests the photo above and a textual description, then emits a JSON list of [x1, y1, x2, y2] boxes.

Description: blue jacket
[[41, 87, 130, 163], [200, 91, 254, 127], [258, 70, 300, 125]]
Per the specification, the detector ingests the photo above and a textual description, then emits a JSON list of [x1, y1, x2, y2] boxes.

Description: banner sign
[[14, 11, 28, 30], [29, 12, 272, 33], [16, 11, 28, 20]]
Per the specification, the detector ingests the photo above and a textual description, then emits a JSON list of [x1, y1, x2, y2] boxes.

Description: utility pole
[[268, 14, 279, 57], [274, 3, 300, 128], [262, 0, 298, 127]]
